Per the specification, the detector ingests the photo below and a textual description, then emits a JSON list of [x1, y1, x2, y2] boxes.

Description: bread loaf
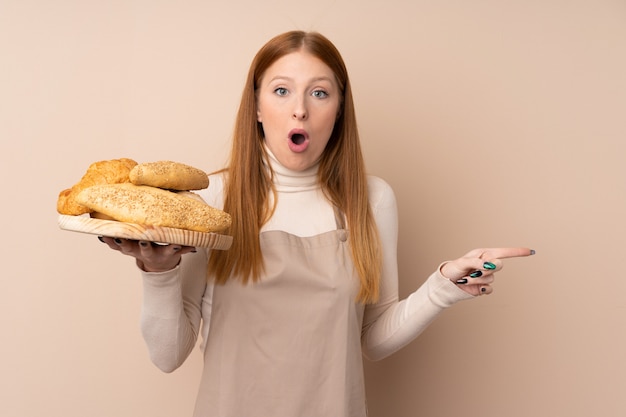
[[129, 161, 209, 190], [75, 183, 231, 233]]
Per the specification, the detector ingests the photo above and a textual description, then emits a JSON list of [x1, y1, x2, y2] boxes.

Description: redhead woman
[[99, 31, 534, 417]]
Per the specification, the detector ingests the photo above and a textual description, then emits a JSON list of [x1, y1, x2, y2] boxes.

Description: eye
[[274, 87, 288, 96], [312, 89, 329, 99]]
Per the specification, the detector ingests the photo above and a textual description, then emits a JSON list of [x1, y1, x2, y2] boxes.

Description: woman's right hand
[[97, 236, 197, 272]]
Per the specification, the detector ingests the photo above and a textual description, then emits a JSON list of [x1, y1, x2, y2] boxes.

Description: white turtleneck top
[[139, 149, 473, 374]]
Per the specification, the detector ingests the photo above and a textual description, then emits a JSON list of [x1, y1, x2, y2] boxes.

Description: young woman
[[100, 31, 534, 417]]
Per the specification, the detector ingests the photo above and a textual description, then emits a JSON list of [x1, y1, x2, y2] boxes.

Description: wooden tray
[[58, 214, 232, 250]]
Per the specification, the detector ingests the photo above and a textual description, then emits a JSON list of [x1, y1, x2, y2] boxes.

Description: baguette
[[129, 161, 209, 190], [75, 183, 231, 233]]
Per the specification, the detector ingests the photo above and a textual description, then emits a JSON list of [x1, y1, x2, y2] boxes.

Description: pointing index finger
[[480, 247, 535, 260]]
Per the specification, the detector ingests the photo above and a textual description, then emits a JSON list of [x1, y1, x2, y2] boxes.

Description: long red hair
[[208, 31, 382, 303]]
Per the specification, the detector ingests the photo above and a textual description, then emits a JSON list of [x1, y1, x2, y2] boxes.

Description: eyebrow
[[268, 75, 335, 84]]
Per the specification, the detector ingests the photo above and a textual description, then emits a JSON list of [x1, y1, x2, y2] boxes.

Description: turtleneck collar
[[263, 144, 320, 193]]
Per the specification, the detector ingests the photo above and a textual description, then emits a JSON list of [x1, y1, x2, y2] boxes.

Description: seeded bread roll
[[75, 183, 231, 233], [130, 161, 209, 190]]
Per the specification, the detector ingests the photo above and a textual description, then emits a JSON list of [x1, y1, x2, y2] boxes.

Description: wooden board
[[58, 214, 232, 250]]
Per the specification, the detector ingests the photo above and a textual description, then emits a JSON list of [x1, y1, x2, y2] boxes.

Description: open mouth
[[290, 133, 306, 145]]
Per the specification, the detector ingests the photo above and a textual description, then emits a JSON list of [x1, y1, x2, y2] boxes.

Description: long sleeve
[[361, 176, 474, 361], [140, 248, 209, 372]]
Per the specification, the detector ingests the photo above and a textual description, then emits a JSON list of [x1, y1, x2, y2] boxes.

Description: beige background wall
[[2, 1, 624, 416]]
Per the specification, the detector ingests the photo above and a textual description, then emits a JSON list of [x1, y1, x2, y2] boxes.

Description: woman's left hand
[[440, 247, 534, 296]]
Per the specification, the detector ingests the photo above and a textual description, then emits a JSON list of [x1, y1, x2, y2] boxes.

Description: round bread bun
[[129, 161, 209, 190]]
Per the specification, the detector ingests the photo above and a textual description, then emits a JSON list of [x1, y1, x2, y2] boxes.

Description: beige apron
[[194, 211, 367, 417]]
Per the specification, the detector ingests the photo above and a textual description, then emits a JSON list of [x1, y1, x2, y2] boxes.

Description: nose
[[292, 109, 307, 120], [292, 98, 308, 120]]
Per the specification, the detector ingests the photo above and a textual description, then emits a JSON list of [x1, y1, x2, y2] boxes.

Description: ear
[[257, 108, 262, 123]]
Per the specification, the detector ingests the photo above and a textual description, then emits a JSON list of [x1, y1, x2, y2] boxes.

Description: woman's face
[[256, 50, 341, 172]]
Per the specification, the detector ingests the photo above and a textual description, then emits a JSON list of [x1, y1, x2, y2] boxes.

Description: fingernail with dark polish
[[172, 246, 182, 252], [530, 249, 536, 255], [97, 236, 105, 243], [191, 249, 197, 253], [114, 238, 123, 244], [483, 262, 496, 270], [469, 270, 483, 278], [481, 287, 487, 293], [139, 241, 149, 248], [456, 278, 468, 284]]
